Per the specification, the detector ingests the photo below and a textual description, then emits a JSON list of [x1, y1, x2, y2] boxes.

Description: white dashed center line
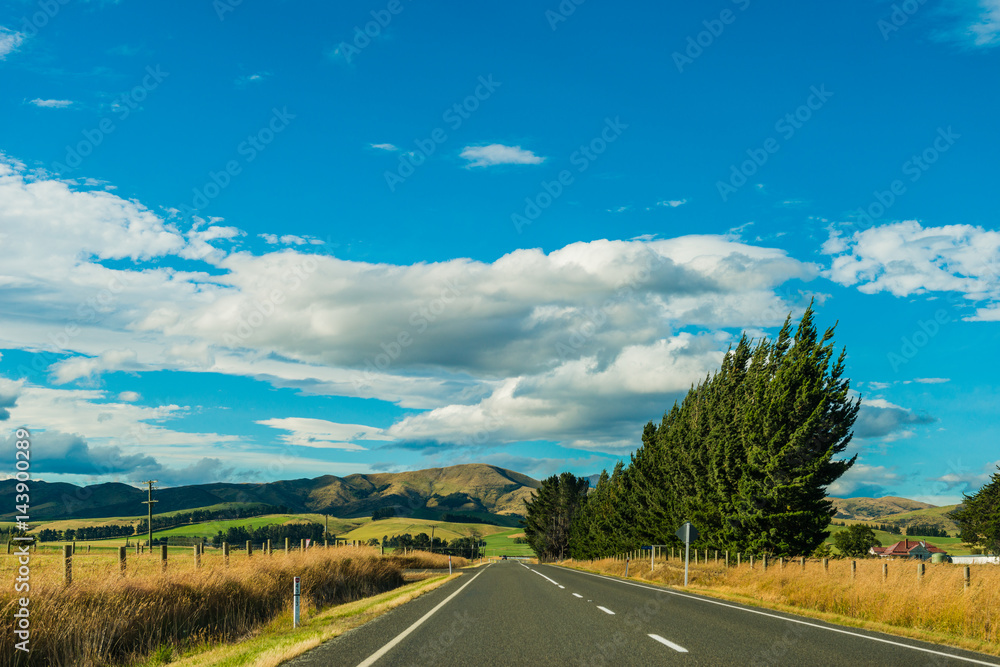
[[649, 634, 688, 653], [572, 593, 583, 598], [597, 606, 615, 615]]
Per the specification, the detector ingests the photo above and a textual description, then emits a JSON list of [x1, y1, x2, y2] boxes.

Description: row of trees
[[210, 522, 324, 547], [525, 305, 862, 560], [138, 504, 286, 534], [37, 524, 135, 542], [382, 532, 485, 558]]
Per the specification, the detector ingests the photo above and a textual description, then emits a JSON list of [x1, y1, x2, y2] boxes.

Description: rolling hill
[[0, 464, 540, 523], [829, 496, 962, 536]]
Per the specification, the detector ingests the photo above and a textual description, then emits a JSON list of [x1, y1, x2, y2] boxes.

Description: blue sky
[[1, 0, 998, 504]]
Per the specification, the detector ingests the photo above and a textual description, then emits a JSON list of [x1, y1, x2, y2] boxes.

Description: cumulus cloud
[[257, 417, 390, 449], [1, 430, 160, 476], [0, 156, 825, 468], [460, 144, 544, 168], [370, 143, 398, 151], [934, 459, 1000, 492], [0, 378, 22, 420], [853, 398, 936, 440], [825, 221, 1000, 319], [117, 391, 141, 402], [50, 349, 139, 384], [827, 463, 902, 497]]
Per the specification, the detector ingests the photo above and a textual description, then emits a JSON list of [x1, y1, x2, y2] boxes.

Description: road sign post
[[675, 522, 699, 587]]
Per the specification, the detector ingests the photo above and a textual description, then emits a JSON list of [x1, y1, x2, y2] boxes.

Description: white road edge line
[[556, 567, 1000, 667], [649, 633, 688, 653], [573, 593, 583, 598], [597, 606, 615, 615], [355, 570, 482, 667]]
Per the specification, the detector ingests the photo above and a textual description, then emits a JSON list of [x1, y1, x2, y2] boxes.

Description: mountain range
[[1, 465, 962, 536], [1, 464, 540, 523]]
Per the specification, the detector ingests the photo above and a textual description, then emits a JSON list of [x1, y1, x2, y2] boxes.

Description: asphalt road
[[289, 560, 1000, 666]]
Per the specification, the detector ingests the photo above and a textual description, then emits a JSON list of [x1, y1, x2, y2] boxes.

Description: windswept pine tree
[[568, 302, 860, 559]]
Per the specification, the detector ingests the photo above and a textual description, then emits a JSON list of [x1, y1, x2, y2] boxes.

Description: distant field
[[24, 513, 523, 552], [340, 517, 509, 543], [825, 523, 974, 556], [482, 528, 535, 557]]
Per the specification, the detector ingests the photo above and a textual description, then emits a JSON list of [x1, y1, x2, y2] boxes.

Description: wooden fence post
[[964, 565, 970, 591], [823, 558, 829, 572], [851, 560, 856, 580], [246, 541, 252, 557], [285, 537, 290, 554], [160, 544, 167, 572], [223, 542, 229, 566], [63, 544, 72, 586], [750, 555, 754, 569], [301, 538, 306, 552], [917, 562, 925, 580], [119, 546, 126, 576], [762, 556, 768, 571], [725, 550, 729, 567], [882, 562, 888, 581], [800, 556, 805, 570], [194, 545, 201, 569], [779, 557, 785, 570], [737, 553, 741, 567]]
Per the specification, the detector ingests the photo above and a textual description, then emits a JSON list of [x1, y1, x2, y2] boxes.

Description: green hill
[[829, 496, 962, 536], [1, 464, 539, 523]]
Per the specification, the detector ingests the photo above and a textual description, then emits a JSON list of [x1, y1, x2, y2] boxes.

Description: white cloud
[[29, 99, 74, 108], [827, 463, 902, 497], [0, 27, 25, 59], [967, 0, 1000, 47], [256, 417, 390, 449], [460, 144, 544, 168], [235, 71, 271, 87], [0, 155, 824, 459], [370, 143, 398, 151], [825, 221, 1000, 319], [657, 199, 687, 208], [853, 398, 936, 440], [259, 233, 322, 246], [50, 349, 139, 384]]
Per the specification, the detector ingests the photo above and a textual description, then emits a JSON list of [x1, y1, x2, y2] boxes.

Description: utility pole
[[141, 480, 158, 551]]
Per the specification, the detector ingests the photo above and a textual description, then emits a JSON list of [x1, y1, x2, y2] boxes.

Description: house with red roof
[[869, 539, 948, 560]]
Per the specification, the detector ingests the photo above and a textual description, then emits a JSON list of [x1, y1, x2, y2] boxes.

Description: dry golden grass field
[[0, 546, 467, 666], [563, 554, 1000, 656]]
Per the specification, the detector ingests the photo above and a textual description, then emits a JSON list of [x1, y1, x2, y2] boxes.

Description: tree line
[[37, 524, 135, 542], [525, 305, 861, 560], [210, 522, 324, 547], [382, 532, 485, 558], [137, 504, 287, 533]]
